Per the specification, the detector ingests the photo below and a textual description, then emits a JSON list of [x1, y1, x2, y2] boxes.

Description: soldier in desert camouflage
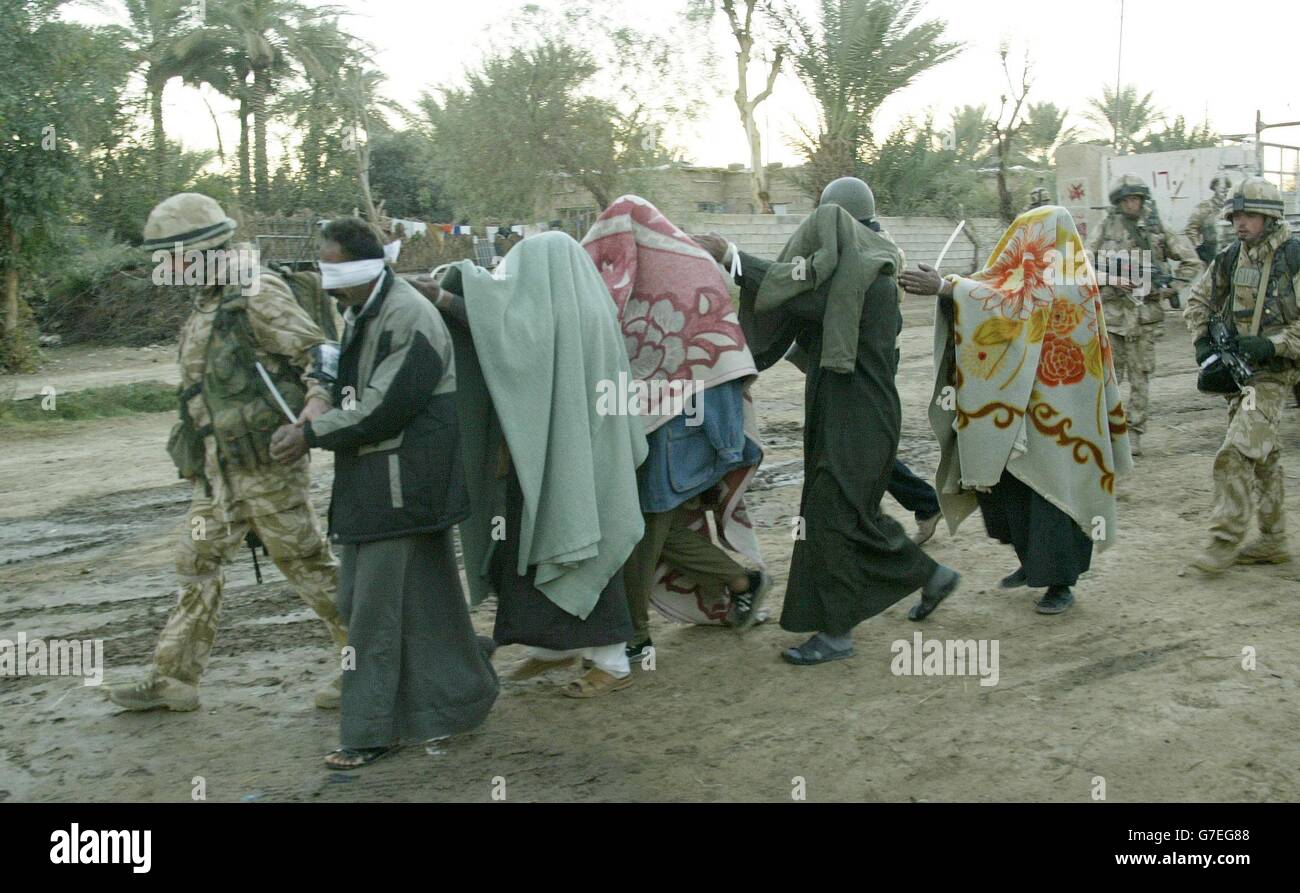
[[1184, 175, 1233, 264], [1185, 177, 1300, 573], [1089, 173, 1203, 456], [106, 193, 347, 712]]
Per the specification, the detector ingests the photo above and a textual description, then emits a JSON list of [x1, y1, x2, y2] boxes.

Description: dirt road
[[1, 307, 1297, 802]]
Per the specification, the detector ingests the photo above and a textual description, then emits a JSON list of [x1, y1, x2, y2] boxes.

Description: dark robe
[[976, 471, 1093, 588], [735, 252, 936, 635], [433, 267, 634, 651], [490, 465, 635, 650]]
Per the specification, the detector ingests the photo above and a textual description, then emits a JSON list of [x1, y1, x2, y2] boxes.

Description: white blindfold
[[319, 241, 401, 290]]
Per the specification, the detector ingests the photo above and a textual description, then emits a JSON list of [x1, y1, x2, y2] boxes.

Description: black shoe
[[909, 566, 961, 621], [999, 567, 1028, 589], [625, 639, 653, 661], [727, 570, 772, 630], [1035, 586, 1075, 615]]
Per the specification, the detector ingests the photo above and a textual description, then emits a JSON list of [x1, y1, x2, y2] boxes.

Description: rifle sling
[[1248, 253, 1274, 337]]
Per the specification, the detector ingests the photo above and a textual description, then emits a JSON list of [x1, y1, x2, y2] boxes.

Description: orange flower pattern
[[1038, 332, 1087, 387]]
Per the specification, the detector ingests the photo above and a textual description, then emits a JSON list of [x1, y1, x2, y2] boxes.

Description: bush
[[36, 231, 187, 347]]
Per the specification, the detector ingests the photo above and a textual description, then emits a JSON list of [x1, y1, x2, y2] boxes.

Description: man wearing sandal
[[693, 178, 963, 666], [271, 218, 499, 769], [414, 233, 648, 699]]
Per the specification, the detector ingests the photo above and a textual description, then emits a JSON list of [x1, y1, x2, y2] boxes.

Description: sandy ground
[[1, 306, 1297, 803]]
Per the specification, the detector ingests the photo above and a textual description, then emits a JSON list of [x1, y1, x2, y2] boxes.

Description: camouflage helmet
[[819, 177, 876, 221], [142, 192, 236, 253], [1222, 176, 1284, 221], [1209, 174, 1231, 192], [1108, 173, 1150, 205]]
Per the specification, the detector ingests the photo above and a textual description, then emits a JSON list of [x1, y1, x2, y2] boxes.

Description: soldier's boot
[[1239, 452, 1290, 564], [1235, 536, 1290, 565], [106, 675, 200, 712], [1191, 537, 1239, 574], [314, 674, 342, 710], [1195, 447, 1253, 574]]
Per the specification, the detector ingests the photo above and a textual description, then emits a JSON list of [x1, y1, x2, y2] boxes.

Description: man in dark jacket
[[271, 217, 498, 769]]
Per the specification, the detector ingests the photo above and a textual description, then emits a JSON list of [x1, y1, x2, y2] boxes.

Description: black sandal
[[325, 745, 397, 770], [781, 634, 854, 666]]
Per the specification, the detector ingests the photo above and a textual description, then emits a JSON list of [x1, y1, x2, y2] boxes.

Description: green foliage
[[1019, 101, 1080, 167], [865, 118, 1002, 217], [419, 39, 672, 219], [1085, 84, 1160, 153], [1140, 116, 1219, 153], [367, 131, 453, 221], [790, 0, 963, 196], [0, 381, 177, 427]]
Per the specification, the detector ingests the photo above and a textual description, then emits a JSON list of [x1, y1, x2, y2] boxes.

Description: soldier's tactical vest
[[1098, 210, 1168, 325], [1212, 236, 1300, 372], [186, 283, 307, 470]]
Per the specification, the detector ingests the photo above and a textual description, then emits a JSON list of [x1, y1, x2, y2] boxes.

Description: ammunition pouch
[[167, 384, 208, 481], [202, 289, 307, 471]]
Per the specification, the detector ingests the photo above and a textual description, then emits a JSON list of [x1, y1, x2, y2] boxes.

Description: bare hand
[[270, 423, 308, 464], [690, 231, 729, 264], [899, 263, 945, 296], [408, 275, 442, 304], [296, 396, 331, 425]]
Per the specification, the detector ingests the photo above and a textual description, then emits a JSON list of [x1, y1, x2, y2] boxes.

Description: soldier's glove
[[1194, 336, 1215, 366], [1236, 336, 1276, 363]]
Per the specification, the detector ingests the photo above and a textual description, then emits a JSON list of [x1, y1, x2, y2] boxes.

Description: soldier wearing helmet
[[106, 193, 348, 713], [1184, 176, 1300, 573], [1024, 186, 1051, 212], [1089, 173, 1204, 456], [1183, 175, 1234, 264]]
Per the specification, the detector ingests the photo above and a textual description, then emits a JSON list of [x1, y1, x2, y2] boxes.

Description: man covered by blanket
[[900, 205, 1133, 614], [581, 195, 771, 661], [417, 233, 648, 698]]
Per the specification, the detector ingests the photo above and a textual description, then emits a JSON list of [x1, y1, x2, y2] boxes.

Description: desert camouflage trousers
[[1207, 368, 1300, 546], [153, 484, 346, 685], [1110, 326, 1158, 433]]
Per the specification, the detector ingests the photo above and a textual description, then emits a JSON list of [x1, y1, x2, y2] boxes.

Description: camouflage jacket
[[1183, 196, 1226, 257], [1089, 205, 1203, 336], [1184, 220, 1300, 366], [177, 255, 333, 522]]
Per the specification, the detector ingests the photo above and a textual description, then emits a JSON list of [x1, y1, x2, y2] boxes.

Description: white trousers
[[528, 643, 629, 678]]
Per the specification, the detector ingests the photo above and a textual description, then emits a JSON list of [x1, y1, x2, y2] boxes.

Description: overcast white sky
[[70, 0, 1300, 167]]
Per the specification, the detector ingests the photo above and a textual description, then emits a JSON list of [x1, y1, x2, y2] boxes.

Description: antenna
[[1114, 0, 1125, 152]]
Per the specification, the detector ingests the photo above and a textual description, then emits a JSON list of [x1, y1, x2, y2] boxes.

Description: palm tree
[[1085, 84, 1159, 154], [1019, 101, 1080, 167], [198, 0, 349, 209], [121, 0, 194, 166], [789, 0, 962, 197]]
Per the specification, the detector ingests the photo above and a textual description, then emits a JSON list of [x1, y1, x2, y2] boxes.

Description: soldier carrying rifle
[[1089, 173, 1204, 456], [1185, 177, 1300, 573]]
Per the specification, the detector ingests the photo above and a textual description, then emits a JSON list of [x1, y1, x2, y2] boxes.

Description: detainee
[[695, 177, 962, 666], [900, 204, 1132, 614], [271, 217, 498, 769], [416, 232, 648, 697], [581, 195, 770, 659]]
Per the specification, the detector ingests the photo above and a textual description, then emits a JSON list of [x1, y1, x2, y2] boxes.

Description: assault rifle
[[1206, 317, 1255, 390]]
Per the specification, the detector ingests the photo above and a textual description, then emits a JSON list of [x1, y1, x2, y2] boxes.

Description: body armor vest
[[193, 284, 307, 470], [1212, 236, 1300, 372]]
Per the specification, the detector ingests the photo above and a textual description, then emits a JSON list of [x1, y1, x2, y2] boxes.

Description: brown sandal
[[562, 667, 633, 699], [509, 655, 575, 681]]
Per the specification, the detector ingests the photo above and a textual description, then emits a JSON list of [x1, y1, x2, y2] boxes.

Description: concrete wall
[[680, 213, 1007, 278], [1055, 143, 1259, 242]]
